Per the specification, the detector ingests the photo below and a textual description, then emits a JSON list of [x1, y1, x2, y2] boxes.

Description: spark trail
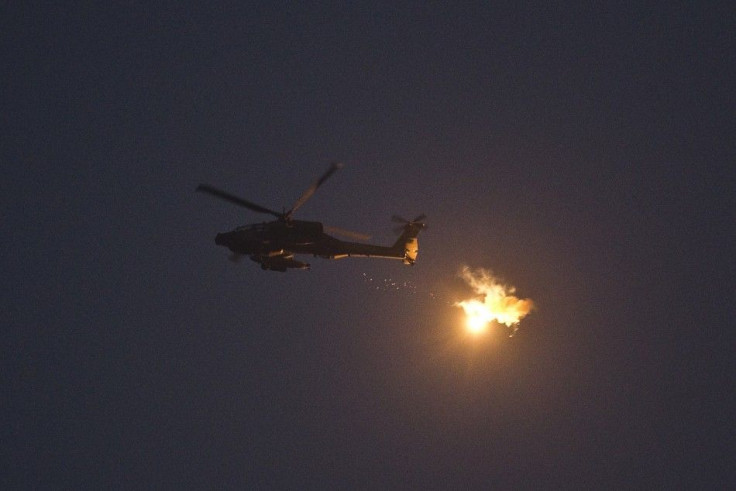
[[358, 267, 534, 338]]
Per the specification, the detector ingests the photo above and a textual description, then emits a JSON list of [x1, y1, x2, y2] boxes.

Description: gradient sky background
[[3, 2, 734, 488]]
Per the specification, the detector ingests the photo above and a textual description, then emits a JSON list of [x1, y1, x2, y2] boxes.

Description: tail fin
[[391, 216, 426, 265]]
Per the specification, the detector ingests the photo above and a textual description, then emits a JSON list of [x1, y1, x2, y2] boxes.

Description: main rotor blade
[[412, 214, 426, 223], [286, 162, 343, 218], [196, 184, 282, 218], [323, 225, 372, 241]]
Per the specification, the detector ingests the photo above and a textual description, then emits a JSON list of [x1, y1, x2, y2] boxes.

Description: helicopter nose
[[215, 233, 226, 245]]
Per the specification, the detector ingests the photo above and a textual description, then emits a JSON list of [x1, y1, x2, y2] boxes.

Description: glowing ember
[[455, 266, 534, 335]]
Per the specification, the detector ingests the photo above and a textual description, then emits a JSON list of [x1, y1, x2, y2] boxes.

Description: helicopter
[[197, 163, 426, 272]]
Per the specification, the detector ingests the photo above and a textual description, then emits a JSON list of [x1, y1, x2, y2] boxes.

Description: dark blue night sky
[[3, 2, 734, 488]]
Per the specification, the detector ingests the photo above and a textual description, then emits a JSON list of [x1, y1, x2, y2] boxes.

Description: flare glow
[[455, 266, 534, 334]]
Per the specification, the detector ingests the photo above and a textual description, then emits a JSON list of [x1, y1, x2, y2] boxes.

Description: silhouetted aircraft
[[197, 163, 425, 271]]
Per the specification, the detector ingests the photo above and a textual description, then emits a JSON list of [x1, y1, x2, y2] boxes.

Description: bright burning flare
[[455, 266, 534, 335]]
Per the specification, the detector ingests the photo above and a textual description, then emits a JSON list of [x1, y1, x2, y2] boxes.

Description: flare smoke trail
[[455, 266, 534, 335]]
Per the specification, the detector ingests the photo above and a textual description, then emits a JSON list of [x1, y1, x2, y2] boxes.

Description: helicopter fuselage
[[214, 219, 421, 271]]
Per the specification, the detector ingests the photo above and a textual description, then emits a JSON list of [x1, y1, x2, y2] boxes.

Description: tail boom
[[318, 218, 425, 264]]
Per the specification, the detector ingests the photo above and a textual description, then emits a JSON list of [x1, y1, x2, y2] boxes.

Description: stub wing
[[249, 252, 310, 272]]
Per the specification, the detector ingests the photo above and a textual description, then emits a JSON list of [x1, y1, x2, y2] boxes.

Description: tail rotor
[[392, 214, 427, 234]]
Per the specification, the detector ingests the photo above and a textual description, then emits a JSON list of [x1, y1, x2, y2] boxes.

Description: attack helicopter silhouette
[[197, 163, 426, 272]]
